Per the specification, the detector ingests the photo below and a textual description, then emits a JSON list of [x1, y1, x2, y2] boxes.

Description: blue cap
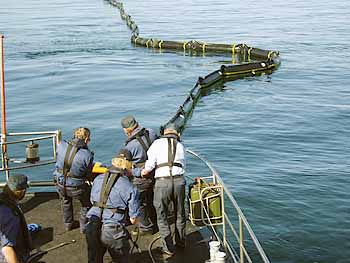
[[7, 174, 29, 191]]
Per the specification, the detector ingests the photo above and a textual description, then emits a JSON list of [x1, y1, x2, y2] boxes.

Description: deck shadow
[[31, 227, 54, 248], [21, 192, 59, 213]]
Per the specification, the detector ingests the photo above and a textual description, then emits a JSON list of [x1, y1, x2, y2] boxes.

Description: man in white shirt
[[141, 123, 186, 257]]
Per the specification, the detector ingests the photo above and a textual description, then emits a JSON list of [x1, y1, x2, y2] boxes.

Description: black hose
[[129, 226, 142, 255], [148, 234, 161, 263]]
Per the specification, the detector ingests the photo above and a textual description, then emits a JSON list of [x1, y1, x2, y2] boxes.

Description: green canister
[[189, 178, 223, 226]]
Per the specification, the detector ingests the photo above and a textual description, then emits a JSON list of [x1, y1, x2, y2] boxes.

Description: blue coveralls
[[86, 171, 140, 263], [122, 126, 157, 232], [54, 138, 94, 232], [0, 195, 31, 263]]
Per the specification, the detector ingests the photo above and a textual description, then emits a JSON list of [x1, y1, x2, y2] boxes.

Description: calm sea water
[[1, 0, 349, 262]]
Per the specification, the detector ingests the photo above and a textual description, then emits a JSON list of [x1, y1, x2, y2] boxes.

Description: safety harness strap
[[96, 172, 125, 218], [99, 172, 111, 207], [144, 130, 152, 147], [62, 143, 72, 176], [101, 173, 118, 207], [63, 143, 79, 176], [136, 134, 149, 154], [125, 128, 152, 153], [168, 138, 174, 176], [155, 137, 182, 171], [169, 138, 179, 201], [92, 201, 126, 214], [62, 143, 79, 194], [155, 162, 183, 169]]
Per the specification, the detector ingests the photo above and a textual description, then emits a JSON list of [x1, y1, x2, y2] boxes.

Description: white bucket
[[209, 241, 221, 261], [215, 251, 226, 263]]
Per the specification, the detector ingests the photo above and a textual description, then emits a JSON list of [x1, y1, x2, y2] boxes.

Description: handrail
[[2, 134, 57, 145], [7, 131, 61, 136], [0, 130, 60, 177], [0, 180, 56, 188], [186, 149, 270, 263], [1, 35, 8, 180]]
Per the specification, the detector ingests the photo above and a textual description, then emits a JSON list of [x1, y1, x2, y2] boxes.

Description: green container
[[189, 180, 223, 226]]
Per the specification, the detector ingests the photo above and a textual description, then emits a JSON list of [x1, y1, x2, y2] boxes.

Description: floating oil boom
[[0, 3, 279, 262], [107, 0, 281, 134], [103, 2, 279, 262]]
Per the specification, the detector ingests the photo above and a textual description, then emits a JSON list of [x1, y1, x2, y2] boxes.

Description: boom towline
[[106, 0, 281, 133]]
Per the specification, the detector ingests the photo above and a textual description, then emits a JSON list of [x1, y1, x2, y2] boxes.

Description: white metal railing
[[0, 130, 60, 181], [186, 149, 270, 263]]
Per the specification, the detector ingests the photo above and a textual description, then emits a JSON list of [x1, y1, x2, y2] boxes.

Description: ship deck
[[22, 192, 211, 263]]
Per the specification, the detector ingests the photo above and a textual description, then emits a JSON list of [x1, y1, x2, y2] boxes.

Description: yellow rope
[[202, 42, 207, 53], [183, 41, 188, 51], [223, 65, 274, 76], [158, 40, 164, 49], [134, 37, 139, 45], [267, 51, 273, 59], [248, 47, 252, 61], [146, 39, 151, 48], [232, 44, 236, 55]]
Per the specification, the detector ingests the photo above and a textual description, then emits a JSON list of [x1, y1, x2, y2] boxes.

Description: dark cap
[[7, 174, 29, 191], [121, 115, 138, 129], [117, 149, 132, 161]]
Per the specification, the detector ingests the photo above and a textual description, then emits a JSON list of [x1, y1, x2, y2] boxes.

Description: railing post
[[222, 185, 227, 254], [53, 130, 61, 160], [0, 34, 9, 180], [0, 35, 6, 138], [0, 132, 60, 174], [239, 216, 244, 263]]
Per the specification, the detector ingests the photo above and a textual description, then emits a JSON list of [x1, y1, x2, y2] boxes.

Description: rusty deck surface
[[21, 192, 210, 263]]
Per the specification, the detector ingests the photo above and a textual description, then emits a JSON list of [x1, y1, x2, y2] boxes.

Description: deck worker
[[85, 149, 140, 263], [120, 115, 157, 235], [141, 123, 186, 257], [54, 127, 94, 233], [0, 174, 31, 263]]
